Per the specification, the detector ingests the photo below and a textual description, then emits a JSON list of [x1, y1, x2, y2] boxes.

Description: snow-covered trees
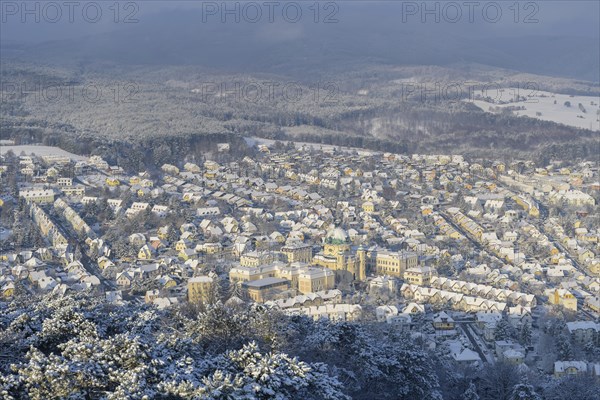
[[294, 321, 442, 399], [494, 318, 514, 342], [198, 342, 348, 399], [462, 382, 480, 400], [519, 324, 532, 347], [0, 294, 355, 399], [477, 362, 520, 400], [1, 292, 597, 400], [544, 375, 600, 400], [14, 334, 155, 399], [510, 380, 542, 400], [555, 333, 573, 360]]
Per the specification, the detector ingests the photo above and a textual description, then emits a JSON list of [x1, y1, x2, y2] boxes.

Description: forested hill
[[2, 63, 598, 168]]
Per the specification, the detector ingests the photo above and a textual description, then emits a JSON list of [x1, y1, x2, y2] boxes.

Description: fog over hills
[[2, 2, 599, 81]]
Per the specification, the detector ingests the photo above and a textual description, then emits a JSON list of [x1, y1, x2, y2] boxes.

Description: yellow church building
[[312, 228, 367, 283]]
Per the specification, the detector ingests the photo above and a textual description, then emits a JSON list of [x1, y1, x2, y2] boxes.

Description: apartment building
[[187, 276, 215, 303], [19, 188, 55, 204], [281, 243, 313, 263], [242, 277, 290, 302]]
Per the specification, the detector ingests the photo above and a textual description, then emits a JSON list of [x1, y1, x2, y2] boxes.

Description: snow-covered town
[[2, 1, 599, 397], [0, 140, 598, 398]]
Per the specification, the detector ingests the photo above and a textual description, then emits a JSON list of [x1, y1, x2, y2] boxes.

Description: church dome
[[326, 227, 349, 244]]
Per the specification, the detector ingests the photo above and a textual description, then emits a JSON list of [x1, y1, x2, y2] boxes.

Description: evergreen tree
[[511, 380, 542, 400], [478, 362, 519, 400], [463, 381, 480, 400], [519, 323, 532, 346], [556, 333, 573, 360], [494, 318, 513, 341], [227, 280, 244, 300]]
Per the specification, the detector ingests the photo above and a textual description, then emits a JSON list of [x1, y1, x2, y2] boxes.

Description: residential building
[[433, 311, 455, 330], [298, 267, 335, 294], [404, 266, 433, 286], [19, 188, 55, 204], [567, 321, 599, 344], [281, 242, 313, 263], [188, 276, 215, 303], [242, 277, 290, 302], [554, 361, 589, 377]]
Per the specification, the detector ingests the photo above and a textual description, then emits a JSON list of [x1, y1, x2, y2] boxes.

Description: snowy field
[[0, 145, 88, 161], [246, 135, 376, 155], [468, 89, 600, 131]]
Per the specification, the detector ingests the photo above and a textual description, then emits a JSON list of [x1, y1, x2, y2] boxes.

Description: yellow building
[[297, 268, 335, 294], [433, 311, 455, 330], [200, 242, 223, 255], [370, 250, 418, 278], [204, 160, 220, 171], [175, 240, 192, 252], [554, 361, 588, 378], [281, 243, 313, 264], [2, 283, 15, 297], [312, 228, 418, 282], [157, 226, 170, 240], [513, 195, 540, 217], [97, 257, 114, 270], [242, 277, 289, 302], [138, 245, 154, 260], [188, 276, 215, 303], [550, 289, 578, 312], [229, 264, 279, 284], [421, 206, 433, 216], [362, 201, 375, 213], [424, 170, 436, 182], [312, 228, 366, 282], [404, 267, 433, 286], [240, 251, 280, 267], [105, 177, 120, 187], [230, 262, 334, 295]]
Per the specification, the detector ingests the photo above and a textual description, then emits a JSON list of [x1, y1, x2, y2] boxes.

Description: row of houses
[[265, 289, 342, 309], [54, 198, 95, 238], [284, 303, 362, 321], [29, 203, 68, 249], [401, 283, 508, 313], [429, 277, 536, 307]]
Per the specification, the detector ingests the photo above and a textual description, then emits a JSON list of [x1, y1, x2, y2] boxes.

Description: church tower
[[357, 245, 367, 281]]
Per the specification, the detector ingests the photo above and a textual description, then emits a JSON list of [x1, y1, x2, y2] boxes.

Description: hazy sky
[[1, 0, 598, 44]]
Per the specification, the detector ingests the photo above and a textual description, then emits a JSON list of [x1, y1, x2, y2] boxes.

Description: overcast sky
[[1, 0, 598, 44]]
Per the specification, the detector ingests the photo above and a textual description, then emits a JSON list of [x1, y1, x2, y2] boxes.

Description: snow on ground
[[0, 145, 88, 161], [468, 89, 600, 131], [0, 227, 12, 241], [246, 136, 376, 155]]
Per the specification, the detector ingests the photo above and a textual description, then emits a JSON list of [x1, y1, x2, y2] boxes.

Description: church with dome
[[313, 226, 418, 283], [313, 227, 367, 283]]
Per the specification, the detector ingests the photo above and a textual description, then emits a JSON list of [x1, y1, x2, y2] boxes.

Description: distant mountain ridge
[[2, 7, 598, 81]]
